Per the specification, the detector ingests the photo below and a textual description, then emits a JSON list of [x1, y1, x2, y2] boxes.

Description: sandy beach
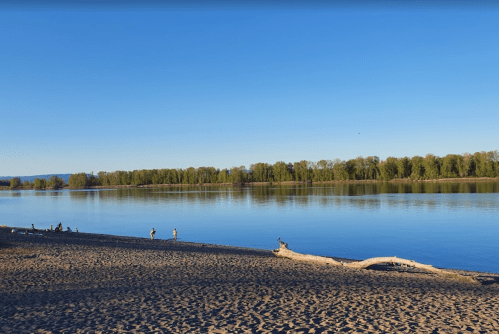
[[1, 226, 499, 333]]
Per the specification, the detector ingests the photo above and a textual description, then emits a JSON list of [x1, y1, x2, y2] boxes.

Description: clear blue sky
[[1, 2, 498, 176]]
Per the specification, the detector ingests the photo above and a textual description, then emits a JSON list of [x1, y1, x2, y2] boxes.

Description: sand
[[1, 227, 499, 333]]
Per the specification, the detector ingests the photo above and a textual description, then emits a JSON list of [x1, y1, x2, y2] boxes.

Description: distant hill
[[0, 174, 71, 183]]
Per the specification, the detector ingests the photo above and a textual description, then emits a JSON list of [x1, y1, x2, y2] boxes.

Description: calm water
[[2, 182, 499, 273]]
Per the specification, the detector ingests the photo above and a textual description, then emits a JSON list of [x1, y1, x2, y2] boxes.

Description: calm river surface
[[2, 182, 499, 273]]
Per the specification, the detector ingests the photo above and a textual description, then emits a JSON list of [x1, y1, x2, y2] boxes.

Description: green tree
[[116, 171, 131, 185], [332, 159, 349, 181], [217, 169, 229, 183], [131, 170, 143, 185], [47, 175, 64, 189], [9, 177, 21, 189], [410, 156, 425, 180], [366, 156, 380, 180], [241, 166, 249, 183], [169, 169, 180, 184], [68, 173, 90, 188], [229, 166, 247, 183], [208, 167, 219, 184], [345, 159, 357, 180], [98, 171, 111, 186], [150, 170, 160, 185], [272, 161, 292, 182], [474, 151, 498, 177], [441, 154, 459, 178], [423, 154, 440, 179], [175, 169, 184, 184], [312, 160, 334, 182], [184, 167, 197, 184], [379, 157, 398, 180], [293, 160, 312, 182], [493, 150, 499, 177], [88, 172, 100, 186], [457, 153, 474, 177], [396, 157, 412, 179], [158, 169, 169, 184], [33, 178, 46, 189], [196, 167, 206, 184], [352, 156, 367, 180], [197, 167, 216, 184]]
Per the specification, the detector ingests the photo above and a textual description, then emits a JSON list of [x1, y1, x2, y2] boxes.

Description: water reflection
[[62, 182, 499, 212]]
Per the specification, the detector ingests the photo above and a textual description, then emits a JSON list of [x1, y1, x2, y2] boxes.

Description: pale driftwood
[[273, 240, 476, 283], [344, 256, 444, 274], [273, 241, 343, 266]]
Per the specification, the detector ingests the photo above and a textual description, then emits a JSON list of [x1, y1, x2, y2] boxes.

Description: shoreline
[[2, 226, 499, 333], [1, 176, 498, 191], [2, 225, 498, 275], [83, 176, 499, 188]]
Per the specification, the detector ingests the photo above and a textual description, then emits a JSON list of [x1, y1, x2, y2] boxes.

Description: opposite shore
[[1, 176, 498, 191]]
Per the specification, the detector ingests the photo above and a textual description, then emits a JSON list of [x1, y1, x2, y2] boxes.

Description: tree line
[[5, 176, 65, 190], [64, 151, 498, 188], [3, 151, 497, 189]]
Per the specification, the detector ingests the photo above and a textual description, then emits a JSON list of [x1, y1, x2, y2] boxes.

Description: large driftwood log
[[274, 239, 343, 266], [273, 239, 476, 283]]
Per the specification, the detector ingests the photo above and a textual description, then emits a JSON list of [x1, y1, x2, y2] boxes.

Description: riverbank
[[1, 176, 498, 191], [1, 226, 498, 333], [102, 177, 499, 188]]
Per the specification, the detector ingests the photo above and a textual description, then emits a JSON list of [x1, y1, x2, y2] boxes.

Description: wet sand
[[1, 226, 499, 333]]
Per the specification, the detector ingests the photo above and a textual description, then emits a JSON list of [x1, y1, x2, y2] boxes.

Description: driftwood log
[[273, 239, 476, 283]]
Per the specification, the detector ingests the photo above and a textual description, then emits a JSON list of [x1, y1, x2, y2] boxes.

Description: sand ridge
[[1, 227, 499, 333]]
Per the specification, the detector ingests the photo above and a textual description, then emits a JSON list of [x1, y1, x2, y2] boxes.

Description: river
[[2, 182, 498, 273]]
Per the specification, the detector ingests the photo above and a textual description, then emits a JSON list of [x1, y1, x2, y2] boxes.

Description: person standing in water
[[150, 228, 156, 240], [173, 228, 177, 241]]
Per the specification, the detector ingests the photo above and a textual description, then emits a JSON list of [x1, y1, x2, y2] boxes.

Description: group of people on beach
[[12, 223, 78, 235], [150, 228, 177, 241], [52, 223, 76, 233]]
